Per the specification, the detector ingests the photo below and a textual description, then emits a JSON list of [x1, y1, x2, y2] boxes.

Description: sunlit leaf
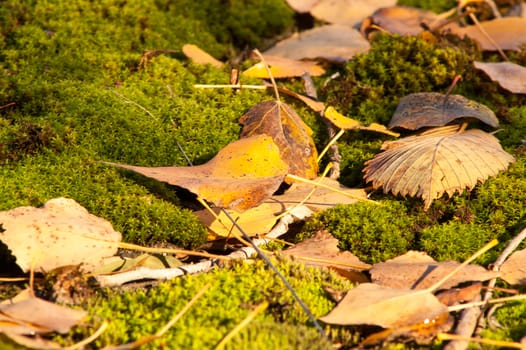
[[363, 125, 515, 210], [240, 100, 318, 180], [450, 18, 526, 51], [243, 55, 325, 78], [264, 24, 370, 63], [389, 92, 499, 130], [182, 44, 224, 68], [365, 6, 440, 36], [324, 106, 399, 136], [0, 198, 121, 272], [105, 135, 289, 211], [309, 0, 397, 26], [500, 248, 526, 285]]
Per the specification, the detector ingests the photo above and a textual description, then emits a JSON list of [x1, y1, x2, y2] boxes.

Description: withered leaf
[[243, 55, 325, 78], [450, 18, 526, 51], [239, 100, 318, 180], [370, 251, 499, 290], [319, 283, 449, 328], [389, 92, 499, 130], [106, 135, 288, 211], [264, 24, 370, 63], [182, 44, 224, 68], [474, 61, 526, 94], [309, 0, 397, 26], [500, 248, 526, 285], [363, 125, 515, 210], [0, 198, 121, 272], [276, 87, 325, 113], [366, 6, 440, 36], [283, 230, 370, 270], [324, 106, 400, 136]]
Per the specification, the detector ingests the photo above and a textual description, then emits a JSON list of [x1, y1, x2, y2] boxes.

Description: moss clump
[[78, 259, 351, 349], [301, 202, 416, 264], [396, 0, 456, 13]]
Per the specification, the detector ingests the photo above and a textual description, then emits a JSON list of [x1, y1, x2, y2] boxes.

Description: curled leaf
[[363, 125, 515, 210], [474, 61, 526, 94], [389, 92, 499, 130]]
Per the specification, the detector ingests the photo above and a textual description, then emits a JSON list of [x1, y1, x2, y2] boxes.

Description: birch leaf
[[243, 55, 325, 78], [106, 135, 288, 211], [363, 125, 515, 210]]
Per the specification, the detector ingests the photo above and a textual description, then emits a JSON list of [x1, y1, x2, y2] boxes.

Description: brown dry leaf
[[0, 198, 121, 272], [182, 44, 224, 68], [0, 294, 87, 334], [283, 230, 370, 270], [106, 135, 288, 211], [239, 100, 318, 180], [389, 92, 499, 130], [435, 283, 483, 306], [365, 6, 441, 36], [270, 177, 368, 211], [450, 18, 526, 51], [285, 0, 319, 13], [474, 61, 526, 94], [500, 248, 526, 285], [264, 24, 370, 63], [276, 87, 325, 112], [309, 0, 397, 26], [370, 251, 499, 290], [243, 55, 325, 78], [194, 202, 282, 238], [319, 283, 449, 328], [363, 125, 515, 210]]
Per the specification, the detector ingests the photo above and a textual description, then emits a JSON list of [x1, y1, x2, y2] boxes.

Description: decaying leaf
[[276, 87, 325, 112], [0, 198, 121, 272], [283, 230, 369, 270], [106, 135, 288, 211], [309, 0, 397, 26], [243, 55, 325, 78], [182, 44, 224, 68], [363, 125, 515, 209], [370, 251, 499, 290], [450, 18, 526, 51], [194, 203, 282, 238], [264, 24, 370, 63], [239, 100, 318, 180], [319, 283, 449, 328], [474, 61, 526, 94], [365, 6, 440, 36], [435, 283, 483, 306], [270, 177, 368, 211], [500, 248, 526, 285], [389, 92, 499, 130]]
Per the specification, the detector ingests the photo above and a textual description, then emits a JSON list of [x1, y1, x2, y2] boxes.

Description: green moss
[[301, 202, 416, 264], [396, 0, 456, 13], [77, 259, 351, 349]]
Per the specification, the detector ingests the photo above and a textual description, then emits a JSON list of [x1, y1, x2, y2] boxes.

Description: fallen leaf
[[500, 248, 526, 285], [285, 0, 319, 13], [264, 24, 370, 63], [324, 106, 400, 136], [0, 198, 121, 272], [270, 177, 368, 211], [389, 92, 499, 130], [370, 251, 499, 290], [283, 230, 370, 270], [435, 283, 483, 306], [239, 100, 318, 180], [182, 44, 224, 68], [450, 17, 526, 51], [106, 135, 289, 211], [243, 55, 325, 78], [276, 86, 325, 112], [363, 125, 515, 209], [309, 0, 397, 26], [365, 6, 440, 36], [2, 333, 63, 350], [0, 294, 87, 334], [194, 203, 282, 238], [474, 61, 526, 94], [319, 283, 449, 328]]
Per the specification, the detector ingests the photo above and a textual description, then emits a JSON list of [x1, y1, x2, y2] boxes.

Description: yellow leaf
[[324, 106, 361, 129], [182, 44, 224, 68], [243, 55, 325, 78]]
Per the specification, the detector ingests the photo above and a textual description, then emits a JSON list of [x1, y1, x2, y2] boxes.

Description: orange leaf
[[239, 100, 318, 180], [182, 44, 224, 68], [105, 135, 289, 211]]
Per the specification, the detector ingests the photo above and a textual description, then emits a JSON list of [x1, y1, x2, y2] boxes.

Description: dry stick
[[443, 294, 481, 350], [65, 321, 109, 350], [214, 301, 269, 350], [252, 49, 280, 102]]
